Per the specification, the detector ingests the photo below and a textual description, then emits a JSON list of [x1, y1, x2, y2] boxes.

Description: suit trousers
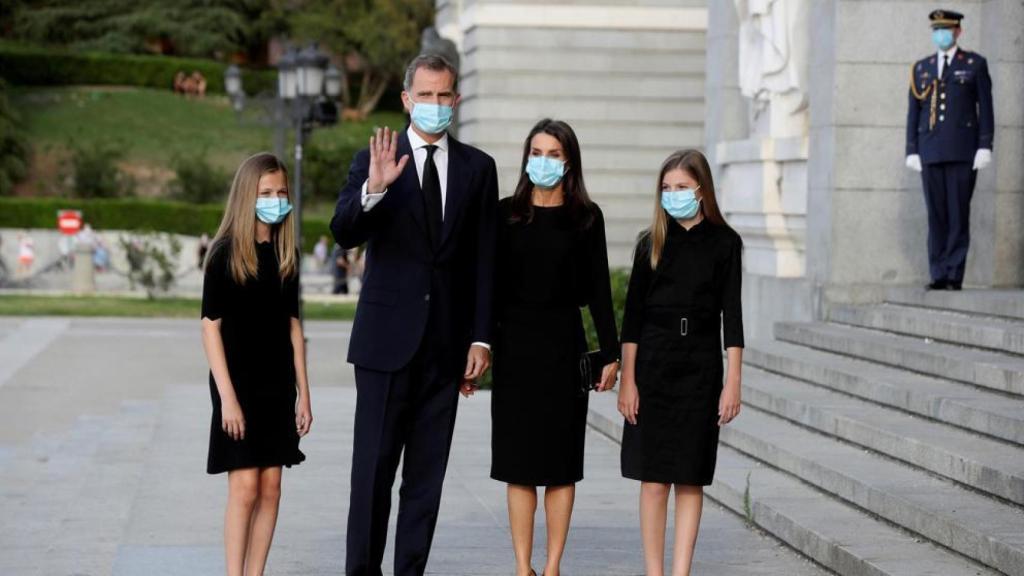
[[345, 335, 460, 576], [921, 161, 976, 283]]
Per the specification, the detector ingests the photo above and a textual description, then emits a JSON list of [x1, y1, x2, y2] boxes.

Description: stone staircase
[[590, 288, 1024, 576]]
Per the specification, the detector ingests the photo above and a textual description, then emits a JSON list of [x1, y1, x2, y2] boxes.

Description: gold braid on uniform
[[908, 63, 938, 131]]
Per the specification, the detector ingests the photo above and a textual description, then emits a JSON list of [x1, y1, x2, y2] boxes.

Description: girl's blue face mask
[[661, 187, 701, 220], [526, 155, 566, 188], [932, 28, 955, 51], [256, 197, 292, 224]]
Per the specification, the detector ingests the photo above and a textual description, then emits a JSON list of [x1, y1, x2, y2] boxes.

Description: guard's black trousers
[[921, 161, 976, 284]]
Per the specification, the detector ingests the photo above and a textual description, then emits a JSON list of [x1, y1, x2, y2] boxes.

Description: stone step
[[775, 321, 1024, 397], [463, 46, 705, 76], [886, 287, 1024, 321], [463, 26, 706, 53], [460, 117, 703, 149], [586, 394, 1000, 576], [462, 69, 706, 101], [460, 95, 705, 125], [722, 407, 1024, 576], [828, 302, 1024, 356], [744, 339, 1024, 445], [743, 365, 1024, 504]]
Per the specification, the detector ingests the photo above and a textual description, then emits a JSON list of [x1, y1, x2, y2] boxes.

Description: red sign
[[57, 210, 83, 235]]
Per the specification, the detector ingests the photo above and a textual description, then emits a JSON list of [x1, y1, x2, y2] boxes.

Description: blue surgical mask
[[661, 188, 701, 220], [255, 197, 292, 224], [932, 28, 955, 51], [526, 155, 566, 188], [409, 99, 454, 134]]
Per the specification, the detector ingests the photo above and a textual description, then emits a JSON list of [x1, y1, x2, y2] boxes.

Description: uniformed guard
[[905, 9, 994, 290]]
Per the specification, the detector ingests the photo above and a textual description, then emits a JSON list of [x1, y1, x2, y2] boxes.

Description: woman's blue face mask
[[526, 155, 566, 188]]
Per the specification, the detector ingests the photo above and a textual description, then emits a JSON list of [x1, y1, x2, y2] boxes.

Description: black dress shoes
[[926, 280, 948, 290]]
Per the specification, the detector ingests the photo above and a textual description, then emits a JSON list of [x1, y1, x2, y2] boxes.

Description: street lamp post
[[224, 45, 340, 320]]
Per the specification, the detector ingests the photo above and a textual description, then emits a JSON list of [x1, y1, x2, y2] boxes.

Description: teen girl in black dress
[[618, 149, 744, 576], [202, 152, 312, 576]]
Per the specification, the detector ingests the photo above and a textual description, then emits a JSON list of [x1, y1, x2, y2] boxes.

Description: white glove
[[905, 154, 922, 172], [973, 148, 992, 171]]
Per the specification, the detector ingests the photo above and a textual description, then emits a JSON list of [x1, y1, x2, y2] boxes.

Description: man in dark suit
[[905, 8, 994, 290], [330, 54, 497, 576]]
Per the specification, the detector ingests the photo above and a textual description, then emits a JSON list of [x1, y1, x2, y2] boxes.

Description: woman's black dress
[[490, 200, 619, 486], [620, 216, 744, 485], [202, 240, 306, 474]]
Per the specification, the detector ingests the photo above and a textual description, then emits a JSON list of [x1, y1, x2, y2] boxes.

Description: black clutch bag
[[578, 350, 605, 395]]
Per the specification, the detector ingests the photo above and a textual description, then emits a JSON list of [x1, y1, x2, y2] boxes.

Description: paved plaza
[[0, 317, 827, 575]]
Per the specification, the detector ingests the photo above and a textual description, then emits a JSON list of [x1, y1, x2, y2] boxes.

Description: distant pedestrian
[[201, 152, 312, 576], [330, 244, 349, 294], [313, 235, 329, 272], [197, 233, 210, 270], [16, 233, 34, 277], [618, 150, 744, 576]]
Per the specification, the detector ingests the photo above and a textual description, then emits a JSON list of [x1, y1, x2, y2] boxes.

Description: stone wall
[[437, 0, 708, 265], [706, 0, 1023, 338]]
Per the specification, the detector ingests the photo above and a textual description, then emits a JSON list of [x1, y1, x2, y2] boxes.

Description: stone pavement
[[0, 317, 827, 576]]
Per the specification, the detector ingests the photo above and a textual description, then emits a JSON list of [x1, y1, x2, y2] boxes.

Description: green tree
[[11, 0, 287, 62], [289, 0, 433, 119], [0, 78, 30, 196]]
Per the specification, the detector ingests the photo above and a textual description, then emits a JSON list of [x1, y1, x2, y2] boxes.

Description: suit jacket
[[330, 130, 498, 375], [906, 48, 994, 164]]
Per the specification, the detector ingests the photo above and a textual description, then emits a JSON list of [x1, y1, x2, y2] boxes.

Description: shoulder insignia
[[968, 58, 974, 65], [930, 57, 936, 64], [957, 52, 965, 60]]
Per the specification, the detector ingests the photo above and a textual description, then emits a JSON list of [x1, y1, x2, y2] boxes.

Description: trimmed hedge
[[0, 42, 276, 96], [0, 197, 329, 249]]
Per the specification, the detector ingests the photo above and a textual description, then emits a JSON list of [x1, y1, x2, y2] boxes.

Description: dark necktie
[[942, 55, 950, 79], [422, 144, 442, 248]]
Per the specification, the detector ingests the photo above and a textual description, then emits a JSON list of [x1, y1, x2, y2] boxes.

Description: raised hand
[[367, 126, 410, 194]]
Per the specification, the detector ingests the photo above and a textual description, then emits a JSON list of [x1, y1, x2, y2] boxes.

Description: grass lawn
[[11, 86, 406, 198], [0, 294, 357, 321]]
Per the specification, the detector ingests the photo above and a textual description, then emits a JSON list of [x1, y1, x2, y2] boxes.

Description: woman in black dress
[[618, 149, 744, 576], [201, 152, 312, 576], [491, 119, 619, 576]]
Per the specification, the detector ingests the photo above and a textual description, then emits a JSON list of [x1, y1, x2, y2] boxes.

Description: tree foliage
[[10, 0, 288, 62], [289, 0, 433, 118]]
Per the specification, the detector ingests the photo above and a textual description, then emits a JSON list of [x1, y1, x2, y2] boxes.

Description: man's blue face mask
[[932, 28, 955, 51]]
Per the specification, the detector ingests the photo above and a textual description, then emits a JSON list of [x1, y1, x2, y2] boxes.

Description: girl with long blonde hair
[[617, 149, 744, 576], [201, 152, 312, 576]]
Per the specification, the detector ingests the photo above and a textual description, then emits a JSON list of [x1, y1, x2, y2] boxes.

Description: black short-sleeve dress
[[202, 240, 306, 474], [620, 216, 744, 485], [490, 199, 619, 486]]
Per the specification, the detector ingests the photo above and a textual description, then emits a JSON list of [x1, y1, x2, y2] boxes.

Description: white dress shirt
[[937, 45, 958, 77], [361, 127, 449, 218], [357, 128, 490, 351]]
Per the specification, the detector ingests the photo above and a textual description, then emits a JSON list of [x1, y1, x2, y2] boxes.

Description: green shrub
[[69, 140, 135, 198], [0, 197, 329, 249], [302, 140, 361, 204], [0, 42, 276, 95], [169, 151, 231, 204]]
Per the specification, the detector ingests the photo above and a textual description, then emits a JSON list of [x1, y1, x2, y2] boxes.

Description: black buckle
[[680, 317, 688, 336]]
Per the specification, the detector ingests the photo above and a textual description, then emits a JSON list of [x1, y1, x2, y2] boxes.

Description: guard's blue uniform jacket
[[906, 48, 994, 164]]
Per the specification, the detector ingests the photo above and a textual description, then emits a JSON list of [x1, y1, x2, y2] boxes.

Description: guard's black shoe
[[926, 280, 948, 290]]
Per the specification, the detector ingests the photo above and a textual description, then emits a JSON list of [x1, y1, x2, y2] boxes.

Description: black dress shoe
[[926, 280, 948, 290]]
